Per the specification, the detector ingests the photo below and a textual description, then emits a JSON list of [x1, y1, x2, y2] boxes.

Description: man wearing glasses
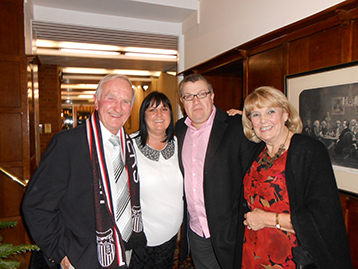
[[175, 74, 258, 269]]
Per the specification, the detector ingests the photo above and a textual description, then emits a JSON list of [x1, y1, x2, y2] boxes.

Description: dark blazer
[[175, 106, 259, 269], [22, 124, 100, 268]]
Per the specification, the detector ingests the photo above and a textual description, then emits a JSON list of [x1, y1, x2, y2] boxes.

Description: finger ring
[[247, 226, 251, 230]]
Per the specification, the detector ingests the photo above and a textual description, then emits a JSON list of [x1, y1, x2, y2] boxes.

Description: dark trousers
[[129, 235, 177, 269], [188, 228, 221, 269]]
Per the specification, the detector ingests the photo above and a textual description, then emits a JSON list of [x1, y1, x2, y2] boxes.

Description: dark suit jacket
[[22, 124, 100, 268], [175, 106, 259, 269]]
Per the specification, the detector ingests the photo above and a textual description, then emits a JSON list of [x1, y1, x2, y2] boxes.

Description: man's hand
[[61, 256, 72, 269]]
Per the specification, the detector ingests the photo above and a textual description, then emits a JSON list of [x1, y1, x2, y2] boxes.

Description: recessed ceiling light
[[61, 67, 161, 77], [61, 49, 119, 56], [36, 40, 177, 57]]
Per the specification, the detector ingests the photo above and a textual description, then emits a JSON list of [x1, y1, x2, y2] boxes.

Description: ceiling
[[32, 21, 179, 72], [30, 0, 199, 105], [31, 0, 198, 23]]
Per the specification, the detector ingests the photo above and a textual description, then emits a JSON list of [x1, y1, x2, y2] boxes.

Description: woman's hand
[[227, 108, 242, 116], [244, 208, 296, 233], [243, 208, 268, 231]]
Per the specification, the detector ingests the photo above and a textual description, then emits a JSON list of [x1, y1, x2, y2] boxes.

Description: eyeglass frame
[[181, 91, 212, 101]]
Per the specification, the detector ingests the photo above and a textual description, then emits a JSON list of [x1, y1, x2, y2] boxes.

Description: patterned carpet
[[172, 242, 194, 269], [29, 243, 194, 268]]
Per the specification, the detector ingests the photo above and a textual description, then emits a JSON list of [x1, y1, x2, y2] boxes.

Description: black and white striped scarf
[[86, 111, 146, 268]]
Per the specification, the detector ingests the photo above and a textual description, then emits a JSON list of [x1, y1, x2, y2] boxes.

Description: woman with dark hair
[[129, 91, 183, 268]]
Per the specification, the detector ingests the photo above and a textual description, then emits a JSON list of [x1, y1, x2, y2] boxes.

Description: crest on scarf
[[96, 229, 115, 267], [132, 205, 143, 233]]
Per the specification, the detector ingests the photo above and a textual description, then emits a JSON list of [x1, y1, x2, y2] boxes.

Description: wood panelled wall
[[0, 0, 31, 267], [38, 64, 62, 156], [245, 6, 358, 93], [183, 0, 358, 267]]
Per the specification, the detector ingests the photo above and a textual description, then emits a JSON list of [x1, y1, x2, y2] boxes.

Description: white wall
[[182, 0, 346, 71], [27, 1, 346, 74]]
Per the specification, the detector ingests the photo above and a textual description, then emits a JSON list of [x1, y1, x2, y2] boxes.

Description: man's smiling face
[[94, 78, 133, 135]]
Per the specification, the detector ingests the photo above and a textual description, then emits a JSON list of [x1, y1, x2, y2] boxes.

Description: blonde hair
[[242, 86, 303, 143]]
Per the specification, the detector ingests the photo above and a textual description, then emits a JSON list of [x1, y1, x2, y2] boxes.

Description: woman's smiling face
[[145, 101, 171, 136], [250, 106, 288, 146]]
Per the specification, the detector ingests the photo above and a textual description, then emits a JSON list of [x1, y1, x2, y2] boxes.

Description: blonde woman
[[241, 86, 352, 269]]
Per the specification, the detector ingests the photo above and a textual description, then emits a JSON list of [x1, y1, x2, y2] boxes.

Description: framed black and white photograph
[[285, 61, 358, 195]]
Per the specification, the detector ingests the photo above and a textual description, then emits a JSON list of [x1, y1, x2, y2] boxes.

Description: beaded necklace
[[258, 130, 290, 171]]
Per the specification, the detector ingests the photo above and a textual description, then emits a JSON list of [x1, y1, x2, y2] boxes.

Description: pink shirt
[[182, 105, 216, 238]]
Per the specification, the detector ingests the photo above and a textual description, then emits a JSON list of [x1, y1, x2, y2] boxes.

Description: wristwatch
[[275, 213, 281, 229]]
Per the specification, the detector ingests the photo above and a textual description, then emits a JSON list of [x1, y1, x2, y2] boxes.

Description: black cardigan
[[281, 134, 351, 268]]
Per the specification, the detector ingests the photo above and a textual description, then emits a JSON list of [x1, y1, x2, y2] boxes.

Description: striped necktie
[[109, 135, 132, 242]]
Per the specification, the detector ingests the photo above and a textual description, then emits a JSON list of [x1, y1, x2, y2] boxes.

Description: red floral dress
[[242, 148, 297, 269]]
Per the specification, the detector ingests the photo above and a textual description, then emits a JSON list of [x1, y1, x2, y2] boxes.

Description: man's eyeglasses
[[181, 91, 211, 101]]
